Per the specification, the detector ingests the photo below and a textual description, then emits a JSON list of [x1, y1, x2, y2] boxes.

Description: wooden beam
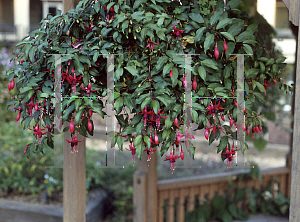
[[63, 129, 86, 222], [282, 0, 300, 26], [133, 149, 158, 222], [289, 2, 300, 219]]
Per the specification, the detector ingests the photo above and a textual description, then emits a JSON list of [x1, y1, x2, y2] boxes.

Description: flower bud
[[89, 109, 93, 117], [174, 117, 178, 127], [192, 77, 197, 90], [180, 149, 184, 160], [221, 115, 225, 121], [247, 127, 250, 136], [214, 44, 219, 59], [69, 119, 74, 134], [154, 131, 158, 144], [223, 40, 227, 52], [205, 127, 209, 140], [16, 112, 21, 121], [88, 119, 92, 131], [230, 117, 233, 127], [170, 70, 173, 78]]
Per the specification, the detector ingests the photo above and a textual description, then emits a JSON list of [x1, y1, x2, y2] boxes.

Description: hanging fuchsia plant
[[5, 0, 292, 173]]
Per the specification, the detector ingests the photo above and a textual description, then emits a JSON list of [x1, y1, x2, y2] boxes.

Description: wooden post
[[62, 2, 86, 222], [133, 149, 158, 222], [63, 129, 86, 222], [281, 0, 300, 221]]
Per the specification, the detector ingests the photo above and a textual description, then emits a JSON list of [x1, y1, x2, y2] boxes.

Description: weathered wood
[[177, 189, 185, 222], [167, 189, 176, 222], [289, 6, 300, 219], [133, 171, 147, 222], [158, 191, 168, 222], [282, 0, 300, 26], [133, 149, 158, 222], [63, 130, 86, 222]]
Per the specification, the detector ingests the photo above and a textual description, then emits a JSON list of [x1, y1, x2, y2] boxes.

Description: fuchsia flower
[[263, 80, 272, 96], [183, 127, 195, 148], [66, 135, 84, 156], [206, 101, 225, 118], [164, 150, 180, 174], [221, 145, 239, 169], [145, 39, 159, 51], [84, 22, 93, 33], [67, 71, 82, 94], [172, 24, 184, 38], [125, 143, 136, 166], [170, 70, 173, 78], [80, 82, 97, 97], [144, 146, 156, 164], [29, 123, 48, 144]]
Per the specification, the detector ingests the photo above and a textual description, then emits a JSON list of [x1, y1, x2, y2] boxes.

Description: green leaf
[[194, 27, 206, 43], [115, 67, 123, 81], [143, 136, 151, 149], [116, 135, 123, 150], [210, 9, 223, 26], [227, 21, 244, 36], [204, 33, 214, 52], [141, 97, 151, 110], [115, 97, 123, 112], [132, 11, 145, 22], [75, 109, 84, 124], [216, 18, 232, 29], [243, 44, 253, 54], [198, 66, 206, 81], [189, 13, 204, 24], [217, 136, 228, 153], [133, 0, 147, 9], [101, 28, 112, 37], [226, 0, 242, 10], [156, 56, 168, 71], [20, 86, 32, 94], [201, 59, 218, 70], [75, 99, 82, 111], [236, 30, 254, 43], [220, 32, 235, 42], [163, 63, 173, 77], [157, 30, 166, 40], [162, 129, 171, 140], [134, 135, 143, 147], [254, 137, 267, 152], [165, 117, 172, 129], [152, 100, 160, 115], [276, 56, 286, 63], [255, 81, 265, 92], [125, 66, 138, 76]]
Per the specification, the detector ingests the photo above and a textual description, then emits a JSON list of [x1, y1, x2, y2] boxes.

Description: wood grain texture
[[63, 130, 86, 222], [289, 9, 300, 220], [133, 149, 158, 222]]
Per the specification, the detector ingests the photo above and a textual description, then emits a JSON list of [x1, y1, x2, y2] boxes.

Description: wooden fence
[[156, 166, 290, 222]]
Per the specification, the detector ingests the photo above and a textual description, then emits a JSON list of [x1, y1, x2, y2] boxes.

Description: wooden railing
[[156, 167, 291, 222]]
